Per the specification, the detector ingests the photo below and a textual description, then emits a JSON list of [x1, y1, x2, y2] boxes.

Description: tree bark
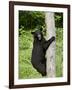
[[45, 12, 56, 77]]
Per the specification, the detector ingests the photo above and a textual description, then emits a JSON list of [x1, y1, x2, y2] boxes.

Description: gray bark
[[45, 12, 56, 77]]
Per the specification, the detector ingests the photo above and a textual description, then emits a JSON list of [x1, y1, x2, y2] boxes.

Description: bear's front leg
[[43, 36, 55, 50]]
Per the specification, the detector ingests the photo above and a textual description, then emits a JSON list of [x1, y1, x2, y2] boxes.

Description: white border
[[14, 5, 68, 85]]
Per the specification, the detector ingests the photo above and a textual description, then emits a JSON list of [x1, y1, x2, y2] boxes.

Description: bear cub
[[31, 28, 55, 76]]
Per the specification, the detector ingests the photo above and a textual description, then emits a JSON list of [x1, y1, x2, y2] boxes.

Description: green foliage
[[55, 13, 63, 28], [19, 30, 42, 78], [19, 11, 63, 31], [19, 30, 33, 49], [19, 11, 45, 30], [18, 11, 63, 78], [56, 28, 63, 77], [19, 28, 63, 79]]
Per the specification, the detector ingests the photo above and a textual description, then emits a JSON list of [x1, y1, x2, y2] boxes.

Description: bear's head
[[31, 29, 43, 41]]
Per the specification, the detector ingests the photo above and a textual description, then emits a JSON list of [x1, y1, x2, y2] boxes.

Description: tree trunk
[[45, 12, 56, 77]]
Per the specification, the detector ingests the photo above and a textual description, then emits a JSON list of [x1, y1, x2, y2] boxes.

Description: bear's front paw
[[52, 36, 55, 41]]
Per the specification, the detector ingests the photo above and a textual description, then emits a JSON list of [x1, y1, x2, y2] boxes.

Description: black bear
[[31, 28, 55, 76]]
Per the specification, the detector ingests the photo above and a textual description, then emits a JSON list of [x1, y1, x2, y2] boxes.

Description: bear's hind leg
[[37, 63, 46, 76]]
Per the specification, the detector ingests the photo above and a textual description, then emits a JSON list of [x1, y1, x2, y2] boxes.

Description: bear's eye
[[34, 34, 37, 38]]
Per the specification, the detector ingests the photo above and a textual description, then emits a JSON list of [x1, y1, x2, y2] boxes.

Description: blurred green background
[[18, 11, 63, 79]]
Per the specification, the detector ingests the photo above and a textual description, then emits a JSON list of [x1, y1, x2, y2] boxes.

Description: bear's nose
[[38, 34, 41, 40]]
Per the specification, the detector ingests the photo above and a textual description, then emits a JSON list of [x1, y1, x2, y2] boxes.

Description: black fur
[[31, 30, 55, 76]]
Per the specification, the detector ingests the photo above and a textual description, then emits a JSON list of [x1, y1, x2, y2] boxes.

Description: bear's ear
[[31, 31, 35, 34], [40, 26, 43, 31]]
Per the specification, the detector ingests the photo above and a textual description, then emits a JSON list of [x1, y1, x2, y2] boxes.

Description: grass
[[19, 30, 42, 79], [56, 28, 63, 77], [19, 28, 63, 79]]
